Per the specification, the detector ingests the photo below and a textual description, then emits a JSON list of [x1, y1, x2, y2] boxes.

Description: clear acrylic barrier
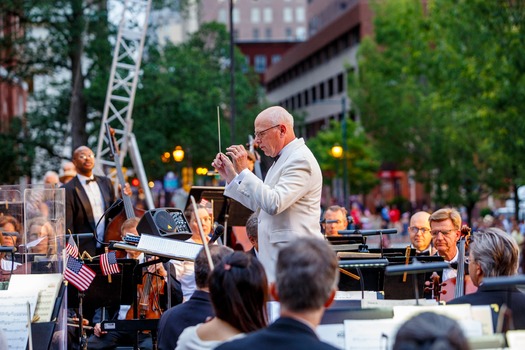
[[0, 184, 66, 350]]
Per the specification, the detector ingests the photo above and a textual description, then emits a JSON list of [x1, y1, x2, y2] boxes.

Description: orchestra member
[[212, 106, 323, 282], [408, 211, 434, 256], [429, 208, 462, 280], [322, 205, 348, 237], [448, 227, 525, 329]]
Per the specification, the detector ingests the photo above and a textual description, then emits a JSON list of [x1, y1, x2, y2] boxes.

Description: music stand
[[338, 259, 389, 298], [66, 233, 96, 258]]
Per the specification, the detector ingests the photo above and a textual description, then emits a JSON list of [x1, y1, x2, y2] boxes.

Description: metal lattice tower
[[95, 0, 154, 209]]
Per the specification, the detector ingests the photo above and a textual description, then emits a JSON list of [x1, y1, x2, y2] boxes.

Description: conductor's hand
[[212, 153, 237, 183], [225, 145, 249, 174]]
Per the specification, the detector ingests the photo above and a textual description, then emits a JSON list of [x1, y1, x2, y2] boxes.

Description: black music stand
[[66, 233, 96, 258], [338, 259, 389, 297]]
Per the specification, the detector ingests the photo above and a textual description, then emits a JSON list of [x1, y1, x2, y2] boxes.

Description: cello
[[103, 123, 145, 257], [438, 225, 477, 302]]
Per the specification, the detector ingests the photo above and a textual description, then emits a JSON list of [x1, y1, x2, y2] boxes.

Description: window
[[218, 9, 227, 23], [296, 27, 306, 40], [251, 8, 260, 23], [233, 8, 240, 24], [285, 27, 292, 40], [265, 27, 272, 39], [253, 28, 259, 39], [295, 7, 305, 22], [303, 90, 309, 106], [271, 54, 281, 64], [328, 78, 334, 97], [263, 8, 272, 23], [320, 82, 325, 99], [283, 8, 293, 23], [337, 73, 345, 93], [254, 55, 267, 73], [311, 86, 317, 102]]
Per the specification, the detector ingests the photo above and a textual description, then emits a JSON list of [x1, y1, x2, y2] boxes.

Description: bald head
[[73, 146, 96, 177], [254, 106, 296, 157], [409, 211, 432, 252]]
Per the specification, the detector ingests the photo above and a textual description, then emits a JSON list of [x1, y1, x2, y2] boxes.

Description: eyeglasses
[[77, 154, 95, 161], [430, 229, 456, 237], [409, 226, 431, 235], [254, 125, 280, 139]]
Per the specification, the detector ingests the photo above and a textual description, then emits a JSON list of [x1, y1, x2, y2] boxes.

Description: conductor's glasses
[[254, 125, 280, 140], [409, 226, 431, 235]]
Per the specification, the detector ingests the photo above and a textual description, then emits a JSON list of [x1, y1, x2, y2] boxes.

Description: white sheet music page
[[0, 291, 38, 350], [137, 234, 202, 261]]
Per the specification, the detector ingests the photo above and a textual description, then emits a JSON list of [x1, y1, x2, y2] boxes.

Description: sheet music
[[8, 274, 63, 323], [137, 234, 202, 261], [393, 304, 473, 322], [317, 324, 345, 349], [344, 319, 399, 350], [337, 252, 382, 258], [506, 330, 525, 349], [361, 299, 438, 308], [335, 291, 378, 300], [0, 291, 38, 350], [470, 305, 494, 335]]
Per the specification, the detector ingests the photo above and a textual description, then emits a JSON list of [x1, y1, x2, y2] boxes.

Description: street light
[[331, 145, 343, 159], [331, 144, 343, 205], [173, 146, 185, 162]]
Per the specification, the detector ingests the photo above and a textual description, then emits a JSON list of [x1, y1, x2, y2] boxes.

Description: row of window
[[218, 7, 305, 25], [251, 27, 306, 41], [253, 54, 282, 73], [267, 25, 360, 92], [279, 73, 346, 111]]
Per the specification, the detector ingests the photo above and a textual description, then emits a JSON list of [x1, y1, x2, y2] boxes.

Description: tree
[[307, 119, 380, 202], [349, 0, 525, 223], [132, 22, 263, 180]]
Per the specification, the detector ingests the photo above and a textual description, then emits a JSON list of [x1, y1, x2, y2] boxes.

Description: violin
[[103, 123, 145, 257], [437, 225, 477, 302], [126, 262, 166, 320]]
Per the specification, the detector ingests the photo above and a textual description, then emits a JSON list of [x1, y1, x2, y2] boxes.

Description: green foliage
[[307, 119, 380, 196], [133, 22, 263, 179], [0, 118, 34, 183], [349, 0, 525, 218]]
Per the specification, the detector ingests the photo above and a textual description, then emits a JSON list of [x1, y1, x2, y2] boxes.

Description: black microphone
[[209, 225, 225, 245], [0, 246, 16, 253], [1, 231, 20, 237]]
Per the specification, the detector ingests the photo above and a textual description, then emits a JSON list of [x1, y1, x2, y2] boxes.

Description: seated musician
[[172, 204, 214, 302], [448, 227, 525, 329], [26, 216, 57, 258], [87, 217, 179, 349], [429, 208, 462, 280], [322, 205, 348, 237], [157, 245, 233, 350], [0, 215, 22, 273], [216, 238, 339, 350], [408, 211, 435, 256], [246, 213, 259, 257]]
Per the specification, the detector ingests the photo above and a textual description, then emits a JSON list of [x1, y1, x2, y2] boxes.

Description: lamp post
[[341, 96, 349, 210], [229, 0, 236, 145], [331, 144, 343, 205]]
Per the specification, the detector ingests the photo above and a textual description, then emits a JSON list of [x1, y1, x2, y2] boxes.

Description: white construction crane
[[95, 0, 154, 209]]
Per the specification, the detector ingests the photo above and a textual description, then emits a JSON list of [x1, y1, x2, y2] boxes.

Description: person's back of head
[[194, 245, 233, 289], [209, 251, 268, 333], [393, 312, 471, 350], [275, 237, 339, 312]]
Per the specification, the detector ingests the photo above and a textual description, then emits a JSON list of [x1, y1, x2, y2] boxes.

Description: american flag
[[200, 198, 209, 206], [100, 251, 121, 275], [65, 256, 95, 291], [65, 235, 79, 258]]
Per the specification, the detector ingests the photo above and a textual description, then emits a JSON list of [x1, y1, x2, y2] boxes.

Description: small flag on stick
[[64, 256, 95, 291], [100, 251, 121, 276]]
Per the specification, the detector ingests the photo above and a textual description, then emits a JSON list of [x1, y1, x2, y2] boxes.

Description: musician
[[322, 205, 348, 237], [408, 211, 434, 256], [172, 204, 214, 301], [246, 213, 259, 257], [212, 106, 323, 282], [448, 227, 525, 329], [87, 217, 175, 349], [63, 146, 130, 255], [157, 245, 233, 350], [429, 208, 462, 280], [0, 215, 22, 273]]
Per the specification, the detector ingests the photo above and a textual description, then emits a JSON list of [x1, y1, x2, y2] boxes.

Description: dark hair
[[209, 252, 268, 332], [245, 213, 258, 240], [194, 245, 233, 289], [393, 312, 471, 350]]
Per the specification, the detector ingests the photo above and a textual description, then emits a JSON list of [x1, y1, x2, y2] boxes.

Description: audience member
[[429, 208, 462, 281], [393, 312, 471, 350], [245, 212, 258, 257], [322, 205, 348, 237], [216, 238, 339, 350], [44, 171, 60, 186], [26, 216, 56, 257], [176, 251, 268, 350], [408, 211, 434, 256], [448, 227, 525, 330], [157, 245, 233, 350], [59, 161, 77, 184]]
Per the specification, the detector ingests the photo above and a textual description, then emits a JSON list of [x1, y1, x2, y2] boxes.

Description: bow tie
[[416, 251, 430, 256], [272, 154, 280, 163], [86, 178, 96, 184]]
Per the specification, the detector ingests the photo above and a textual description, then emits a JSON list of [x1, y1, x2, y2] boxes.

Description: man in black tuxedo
[[63, 146, 127, 256], [448, 227, 525, 330], [157, 245, 233, 350], [216, 238, 339, 350]]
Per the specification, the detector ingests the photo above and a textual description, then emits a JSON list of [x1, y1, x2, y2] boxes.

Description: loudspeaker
[[137, 208, 193, 241]]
